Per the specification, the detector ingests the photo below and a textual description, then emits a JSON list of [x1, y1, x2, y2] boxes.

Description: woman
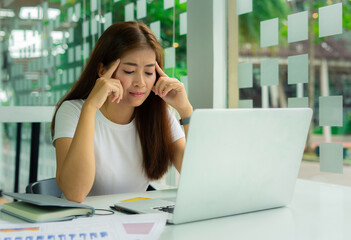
[[51, 21, 193, 202]]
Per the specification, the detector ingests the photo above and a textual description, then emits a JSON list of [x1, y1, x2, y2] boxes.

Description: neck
[[104, 101, 135, 124]]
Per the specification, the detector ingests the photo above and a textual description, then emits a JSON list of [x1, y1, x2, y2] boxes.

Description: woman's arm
[[177, 107, 193, 139], [55, 104, 97, 202], [153, 62, 193, 173], [171, 107, 193, 173], [171, 137, 186, 173], [55, 59, 122, 202]]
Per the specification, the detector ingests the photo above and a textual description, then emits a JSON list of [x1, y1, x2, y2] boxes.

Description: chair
[[26, 178, 62, 198], [0, 106, 55, 193]]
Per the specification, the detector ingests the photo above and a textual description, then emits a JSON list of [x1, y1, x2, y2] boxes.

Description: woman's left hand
[[153, 62, 193, 117]]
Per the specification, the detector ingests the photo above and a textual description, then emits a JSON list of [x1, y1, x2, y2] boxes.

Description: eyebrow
[[122, 62, 155, 67]]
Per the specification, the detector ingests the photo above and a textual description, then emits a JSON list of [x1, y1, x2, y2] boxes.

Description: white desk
[[1, 179, 351, 239], [81, 179, 351, 240]]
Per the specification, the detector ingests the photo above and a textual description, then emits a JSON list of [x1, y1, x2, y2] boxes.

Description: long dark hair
[[51, 21, 174, 180]]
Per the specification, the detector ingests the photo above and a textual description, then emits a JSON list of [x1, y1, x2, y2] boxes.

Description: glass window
[[235, 0, 351, 186]]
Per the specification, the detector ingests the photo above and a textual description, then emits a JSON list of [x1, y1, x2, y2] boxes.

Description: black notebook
[[1, 192, 95, 223]]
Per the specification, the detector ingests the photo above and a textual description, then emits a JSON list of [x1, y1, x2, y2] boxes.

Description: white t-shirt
[[53, 99, 185, 196]]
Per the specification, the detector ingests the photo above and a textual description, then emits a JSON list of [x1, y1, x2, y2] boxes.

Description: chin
[[126, 98, 147, 107], [131, 102, 144, 107]]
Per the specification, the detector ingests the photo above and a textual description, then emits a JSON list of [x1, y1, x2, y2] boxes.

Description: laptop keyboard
[[153, 205, 175, 214]]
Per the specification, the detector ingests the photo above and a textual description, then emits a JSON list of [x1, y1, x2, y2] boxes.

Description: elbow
[[56, 177, 89, 203], [62, 187, 89, 203], [64, 192, 86, 203]]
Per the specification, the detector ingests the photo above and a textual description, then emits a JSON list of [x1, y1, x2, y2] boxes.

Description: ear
[[98, 62, 105, 77]]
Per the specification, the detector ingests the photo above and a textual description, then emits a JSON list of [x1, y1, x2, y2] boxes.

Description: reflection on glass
[[75, 45, 81, 62], [91, 16, 98, 36], [104, 12, 113, 31], [63, 70, 67, 85], [164, 0, 175, 10], [75, 3, 81, 20], [68, 7, 73, 23], [288, 97, 308, 108], [288, 54, 308, 85], [137, 0, 147, 20], [320, 143, 343, 174], [319, 3, 343, 38], [238, 100, 253, 108], [68, 28, 74, 43], [180, 76, 188, 94], [83, 20, 89, 38], [150, 21, 161, 41], [288, 11, 308, 43], [180, 12, 187, 36], [125, 3, 135, 22], [164, 47, 175, 69], [91, 0, 98, 12], [68, 48, 74, 63], [237, 0, 252, 16], [260, 18, 278, 48], [238, 62, 253, 89], [319, 96, 343, 127], [260, 58, 279, 86]]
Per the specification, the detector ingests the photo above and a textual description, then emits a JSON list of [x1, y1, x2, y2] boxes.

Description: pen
[[109, 206, 137, 215]]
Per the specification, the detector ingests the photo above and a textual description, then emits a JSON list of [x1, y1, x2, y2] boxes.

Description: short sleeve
[[168, 110, 185, 142], [52, 100, 82, 145]]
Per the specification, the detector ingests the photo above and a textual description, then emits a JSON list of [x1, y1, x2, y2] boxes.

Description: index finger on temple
[[103, 59, 120, 78], [155, 61, 167, 77]]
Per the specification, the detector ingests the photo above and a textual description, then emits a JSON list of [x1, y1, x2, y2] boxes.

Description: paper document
[[0, 212, 168, 240]]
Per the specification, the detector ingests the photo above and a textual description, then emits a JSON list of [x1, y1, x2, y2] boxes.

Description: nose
[[133, 72, 146, 87]]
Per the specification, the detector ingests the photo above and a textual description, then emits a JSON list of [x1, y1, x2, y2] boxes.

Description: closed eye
[[124, 70, 134, 74], [145, 72, 153, 76]]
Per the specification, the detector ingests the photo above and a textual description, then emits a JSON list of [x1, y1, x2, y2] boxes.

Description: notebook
[[115, 108, 313, 224], [1, 192, 95, 223]]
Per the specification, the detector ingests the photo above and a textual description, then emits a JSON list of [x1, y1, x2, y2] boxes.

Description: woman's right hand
[[85, 59, 123, 110]]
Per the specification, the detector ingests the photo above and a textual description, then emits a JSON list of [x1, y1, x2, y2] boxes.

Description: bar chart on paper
[[0, 213, 167, 240]]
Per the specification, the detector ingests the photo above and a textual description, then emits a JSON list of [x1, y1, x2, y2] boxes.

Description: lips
[[130, 92, 145, 98]]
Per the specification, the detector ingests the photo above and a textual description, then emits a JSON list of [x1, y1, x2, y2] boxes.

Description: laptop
[[115, 108, 313, 224]]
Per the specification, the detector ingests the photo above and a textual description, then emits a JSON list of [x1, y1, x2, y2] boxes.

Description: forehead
[[121, 48, 156, 63]]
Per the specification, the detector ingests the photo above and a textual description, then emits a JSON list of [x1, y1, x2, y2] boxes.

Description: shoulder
[[56, 99, 85, 122], [53, 100, 84, 143], [59, 99, 84, 112]]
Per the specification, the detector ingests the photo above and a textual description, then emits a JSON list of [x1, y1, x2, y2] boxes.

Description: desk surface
[[82, 179, 351, 240], [1, 179, 351, 240]]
